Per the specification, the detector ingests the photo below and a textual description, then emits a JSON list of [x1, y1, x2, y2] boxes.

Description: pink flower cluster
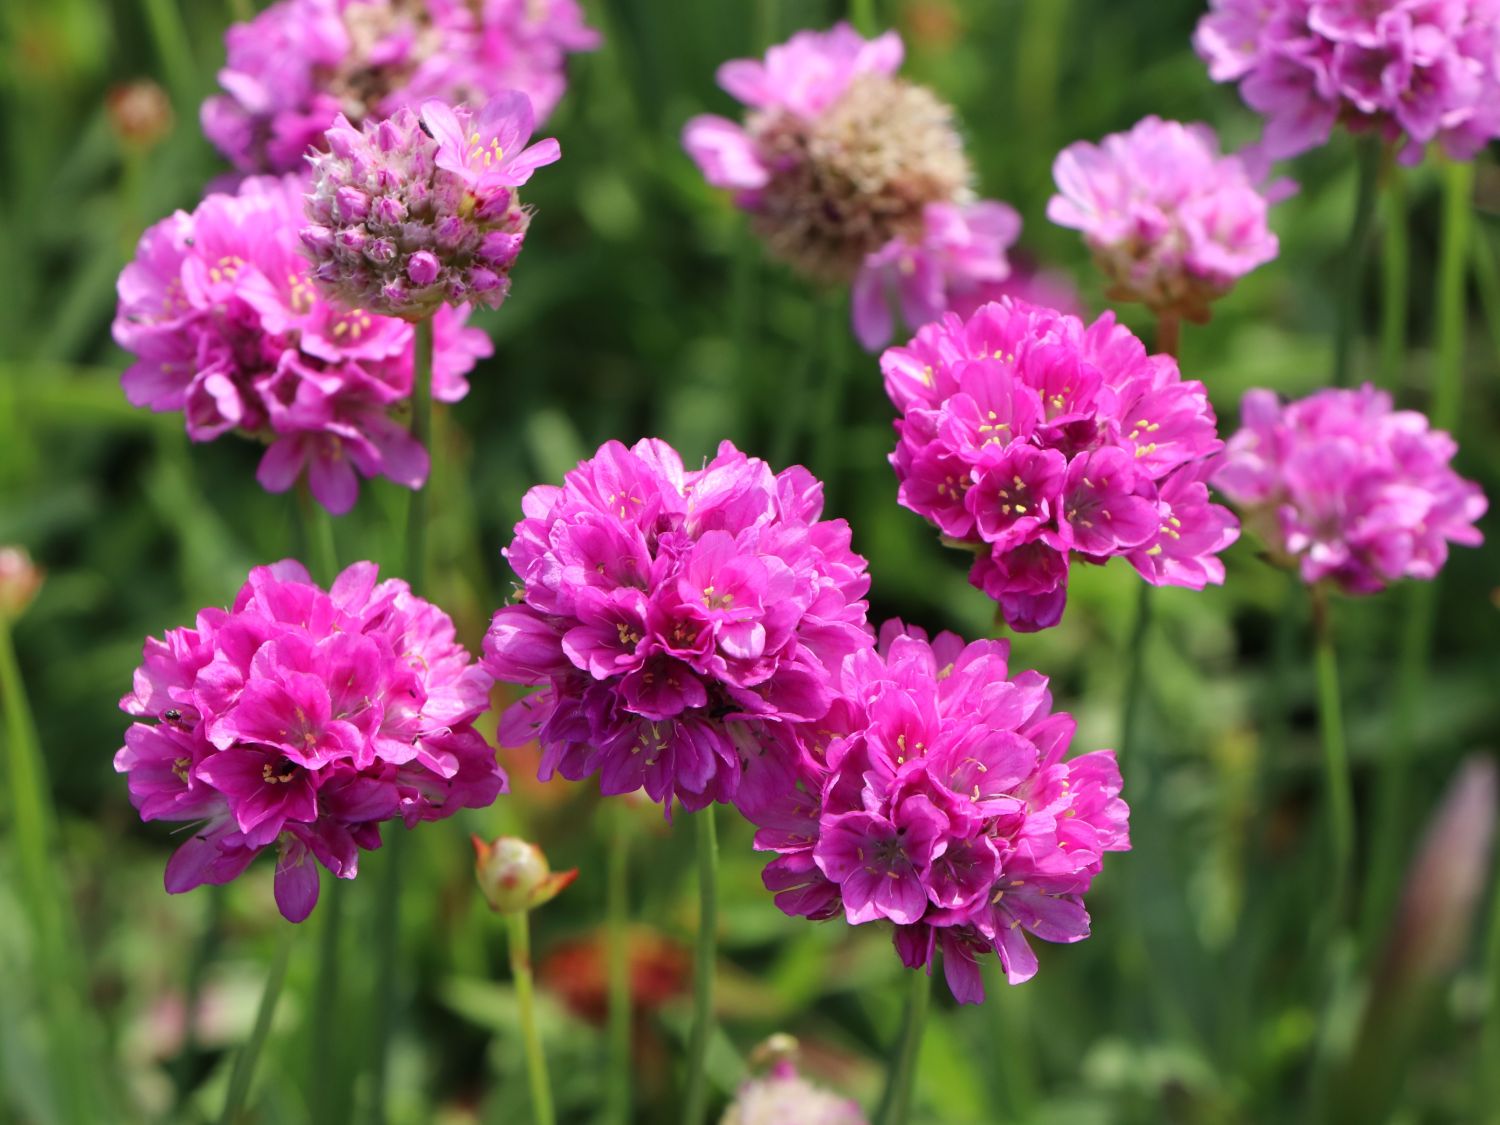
[[301, 91, 560, 318], [883, 298, 1240, 631], [1195, 0, 1500, 161], [1213, 385, 1487, 593], [737, 623, 1130, 1003], [202, 0, 597, 174], [1049, 117, 1289, 323], [681, 24, 1026, 351], [483, 439, 873, 812], [115, 561, 505, 922], [114, 174, 491, 514]]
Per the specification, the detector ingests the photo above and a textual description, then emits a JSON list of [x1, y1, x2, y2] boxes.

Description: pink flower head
[[682, 24, 1022, 348], [113, 174, 491, 514], [115, 560, 504, 922], [483, 439, 873, 813], [737, 621, 1130, 1003], [1214, 385, 1487, 593], [1049, 117, 1289, 323], [301, 91, 559, 318], [722, 1058, 868, 1125], [1195, 0, 1500, 162], [882, 297, 1239, 631], [202, 0, 597, 174]]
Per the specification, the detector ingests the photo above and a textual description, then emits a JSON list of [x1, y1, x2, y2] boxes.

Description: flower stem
[[506, 911, 557, 1125], [681, 806, 719, 1125], [1332, 136, 1382, 389], [604, 804, 633, 1125], [1378, 161, 1408, 389], [218, 928, 294, 1125], [1312, 589, 1353, 930], [407, 316, 435, 595], [1479, 851, 1500, 1116], [1155, 311, 1181, 360], [309, 884, 348, 1125], [172, 886, 226, 1106], [876, 968, 932, 1125], [1119, 581, 1153, 770], [296, 480, 339, 584], [1430, 158, 1473, 434], [850, 0, 879, 35]]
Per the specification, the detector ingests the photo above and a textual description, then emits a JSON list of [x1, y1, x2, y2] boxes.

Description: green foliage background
[[1, 0, 1498, 1121]]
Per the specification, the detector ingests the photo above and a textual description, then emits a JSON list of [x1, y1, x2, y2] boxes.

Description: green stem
[[506, 911, 557, 1125], [814, 290, 851, 507], [407, 317, 435, 594], [849, 0, 879, 35], [876, 968, 932, 1125], [681, 807, 719, 1125], [218, 929, 294, 1125], [139, 0, 198, 107], [1119, 582, 1153, 769], [1473, 220, 1500, 369], [604, 805, 633, 1125], [1313, 589, 1354, 930], [297, 481, 339, 584], [172, 886, 226, 1105], [1332, 137, 1382, 389], [309, 885, 348, 1125], [1431, 159, 1473, 434], [1379, 162, 1409, 389], [1480, 850, 1500, 1120]]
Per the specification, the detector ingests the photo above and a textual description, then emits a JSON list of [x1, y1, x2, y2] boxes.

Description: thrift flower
[[115, 560, 504, 922], [301, 90, 560, 318], [883, 297, 1239, 631], [736, 621, 1130, 1002], [114, 174, 491, 514], [1049, 116, 1289, 324], [483, 439, 873, 812], [721, 1059, 867, 1125], [202, 0, 597, 174], [1213, 385, 1486, 594], [1194, 0, 1500, 162], [472, 835, 577, 913], [682, 23, 1023, 350]]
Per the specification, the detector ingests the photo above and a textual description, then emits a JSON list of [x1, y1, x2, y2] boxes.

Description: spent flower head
[[472, 835, 577, 914], [483, 438, 873, 812], [115, 560, 504, 921], [202, 0, 597, 173], [882, 297, 1239, 631], [682, 23, 1025, 350], [1213, 385, 1486, 594], [736, 621, 1130, 1002], [1194, 0, 1500, 161], [113, 174, 492, 514], [301, 90, 559, 318], [1049, 116, 1290, 324]]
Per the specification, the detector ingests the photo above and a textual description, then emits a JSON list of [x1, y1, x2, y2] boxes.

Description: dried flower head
[[115, 560, 505, 921], [1213, 385, 1487, 594], [107, 80, 174, 149], [202, 0, 597, 174], [472, 835, 577, 914], [301, 91, 560, 318]]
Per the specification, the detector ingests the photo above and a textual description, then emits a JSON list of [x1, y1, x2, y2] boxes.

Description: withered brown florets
[[746, 73, 971, 283]]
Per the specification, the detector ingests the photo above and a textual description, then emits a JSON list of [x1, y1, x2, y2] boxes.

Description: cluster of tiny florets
[[115, 561, 505, 922], [736, 622, 1130, 1003], [720, 1060, 868, 1125], [1195, 0, 1500, 161], [682, 23, 1026, 350], [882, 298, 1240, 631], [482, 438, 873, 812], [113, 174, 491, 514], [301, 91, 560, 318], [203, 0, 597, 173], [1049, 116, 1290, 323], [1214, 385, 1487, 594]]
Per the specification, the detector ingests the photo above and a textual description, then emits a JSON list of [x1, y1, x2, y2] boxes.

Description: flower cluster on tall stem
[[115, 560, 505, 921], [113, 175, 492, 513], [203, 0, 597, 174], [682, 23, 1028, 350], [737, 621, 1130, 1003], [882, 298, 1239, 631]]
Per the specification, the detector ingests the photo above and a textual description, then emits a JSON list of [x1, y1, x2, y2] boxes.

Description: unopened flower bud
[[472, 835, 577, 915], [0, 548, 43, 621], [107, 80, 173, 150]]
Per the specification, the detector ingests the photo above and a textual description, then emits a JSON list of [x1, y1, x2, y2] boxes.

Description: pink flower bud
[[0, 548, 42, 621], [472, 836, 577, 915]]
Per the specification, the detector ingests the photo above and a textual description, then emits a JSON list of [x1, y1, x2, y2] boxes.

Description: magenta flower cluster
[[114, 174, 491, 514], [1195, 0, 1500, 161], [482, 439, 873, 812], [737, 622, 1130, 1003], [1049, 116, 1290, 323], [301, 91, 560, 319], [681, 23, 1026, 351], [115, 561, 505, 922], [299, 90, 558, 319], [882, 298, 1240, 631], [202, 0, 597, 174], [1214, 385, 1487, 594]]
